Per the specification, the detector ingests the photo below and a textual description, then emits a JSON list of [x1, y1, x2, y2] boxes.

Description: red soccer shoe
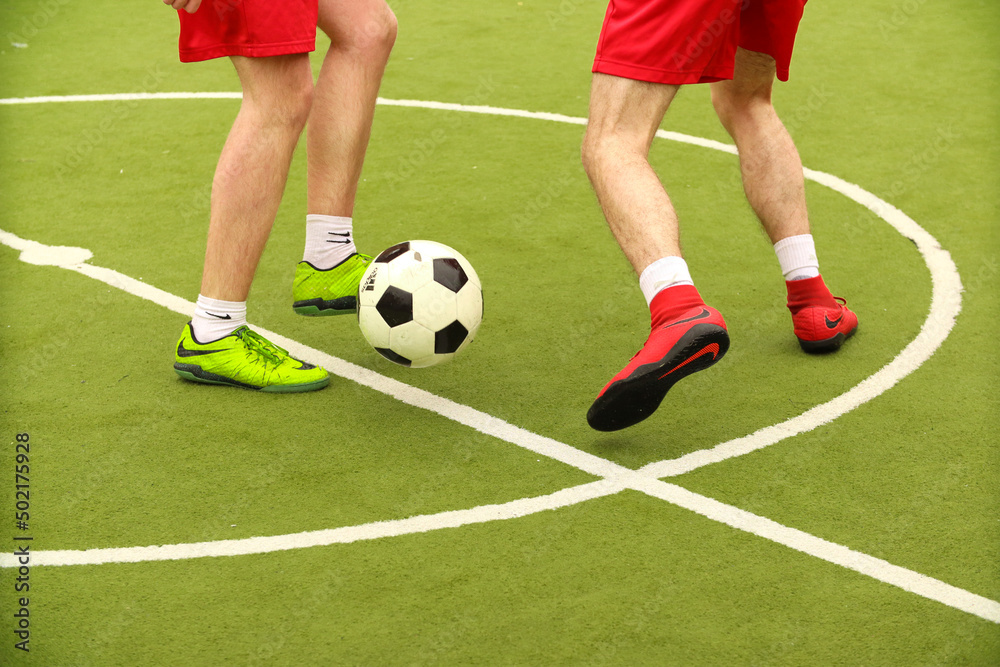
[[786, 275, 859, 353], [587, 286, 730, 432]]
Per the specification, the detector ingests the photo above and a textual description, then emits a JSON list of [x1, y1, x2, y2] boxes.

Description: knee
[[712, 84, 773, 135], [265, 74, 313, 135], [580, 127, 605, 179], [581, 124, 640, 180], [375, 7, 399, 55], [278, 72, 314, 133], [327, 3, 398, 61], [290, 76, 315, 131], [357, 5, 397, 59], [238, 58, 314, 134]]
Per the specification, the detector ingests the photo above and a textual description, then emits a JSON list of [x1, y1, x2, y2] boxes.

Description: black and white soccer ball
[[357, 240, 483, 368]]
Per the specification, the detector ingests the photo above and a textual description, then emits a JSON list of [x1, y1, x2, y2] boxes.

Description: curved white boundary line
[[2, 92, 963, 481], [378, 98, 962, 480], [1, 95, 993, 625], [642, 169, 963, 476], [17, 480, 626, 568]]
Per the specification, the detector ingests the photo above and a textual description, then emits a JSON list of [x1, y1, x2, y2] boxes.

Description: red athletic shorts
[[593, 0, 807, 85], [177, 0, 318, 63]]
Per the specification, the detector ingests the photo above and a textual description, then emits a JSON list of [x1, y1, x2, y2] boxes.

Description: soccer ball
[[357, 240, 483, 368]]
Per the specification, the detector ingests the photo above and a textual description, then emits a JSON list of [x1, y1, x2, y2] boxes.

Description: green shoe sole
[[292, 296, 358, 316], [174, 365, 330, 393]]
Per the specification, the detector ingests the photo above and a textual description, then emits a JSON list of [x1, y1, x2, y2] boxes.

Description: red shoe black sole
[[798, 322, 858, 353], [587, 323, 730, 432]]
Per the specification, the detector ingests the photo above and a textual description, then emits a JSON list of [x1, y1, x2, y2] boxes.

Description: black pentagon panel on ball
[[432, 258, 469, 293], [375, 241, 410, 263], [434, 321, 469, 354], [375, 347, 411, 367], [376, 286, 413, 327]]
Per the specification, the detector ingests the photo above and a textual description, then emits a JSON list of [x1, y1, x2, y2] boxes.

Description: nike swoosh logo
[[825, 313, 844, 329], [658, 343, 720, 380], [326, 239, 351, 244], [177, 341, 222, 357], [661, 308, 711, 329], [206, 312, 231, 320]]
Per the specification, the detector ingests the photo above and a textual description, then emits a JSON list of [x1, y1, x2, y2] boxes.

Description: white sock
[[192, 295, 247, 343], [303, 214, 356, 269], [638, 256, 694, 306], [774, 234, 820, 281]]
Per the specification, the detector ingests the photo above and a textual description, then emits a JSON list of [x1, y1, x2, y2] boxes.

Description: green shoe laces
[[235, 328, 288, 367]]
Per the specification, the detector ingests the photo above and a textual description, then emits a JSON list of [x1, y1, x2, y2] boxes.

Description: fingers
[[164, 0, 202, 14]]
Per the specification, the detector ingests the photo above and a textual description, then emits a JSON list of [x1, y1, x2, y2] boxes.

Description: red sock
[[786, 275, 839, 314], [649, 284, 706, 329]]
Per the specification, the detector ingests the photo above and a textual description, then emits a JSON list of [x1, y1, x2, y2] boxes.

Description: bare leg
[[711, 47, 809, 244], [713, 49, 858, 351], [307, 0, 397, 216], [201, 54, 313, 301], [581, 73, 681, 275], [581, 72, 730, 433]]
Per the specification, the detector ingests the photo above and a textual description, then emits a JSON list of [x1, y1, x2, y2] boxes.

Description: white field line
[[631, 477, 1000, 624], [0, 95, 991, 624], [641, 171, 962, 477], [2, 238, 995, 625], [0, 92, 963, 481], [0, 235, 625, 479], [13, 479, 627, 567], [0, 92, 242, 104], [269, 322, 627, 478]]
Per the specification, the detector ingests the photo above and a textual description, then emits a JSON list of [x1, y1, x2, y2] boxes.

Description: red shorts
[[177, 0, 318, 63], [593, 0, 807, 85]]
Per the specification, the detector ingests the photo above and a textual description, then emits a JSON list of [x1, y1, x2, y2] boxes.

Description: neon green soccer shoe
[[292, 254, 372, 316], [173, 323, 329, 393]]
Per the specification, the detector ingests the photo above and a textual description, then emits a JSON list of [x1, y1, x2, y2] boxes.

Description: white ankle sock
[[774, 234, 820, 281], [303, 214, 356, 269], [638, 256, 694, 306], [192, 295, 246, 343]]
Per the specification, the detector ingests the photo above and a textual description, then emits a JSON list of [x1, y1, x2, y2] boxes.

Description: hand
[[163, 0, 202, 13]]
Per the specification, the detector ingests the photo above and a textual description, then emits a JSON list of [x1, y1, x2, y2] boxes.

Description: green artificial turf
[[25, 493, 1000, 666], [1, 0, 997, 665]]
